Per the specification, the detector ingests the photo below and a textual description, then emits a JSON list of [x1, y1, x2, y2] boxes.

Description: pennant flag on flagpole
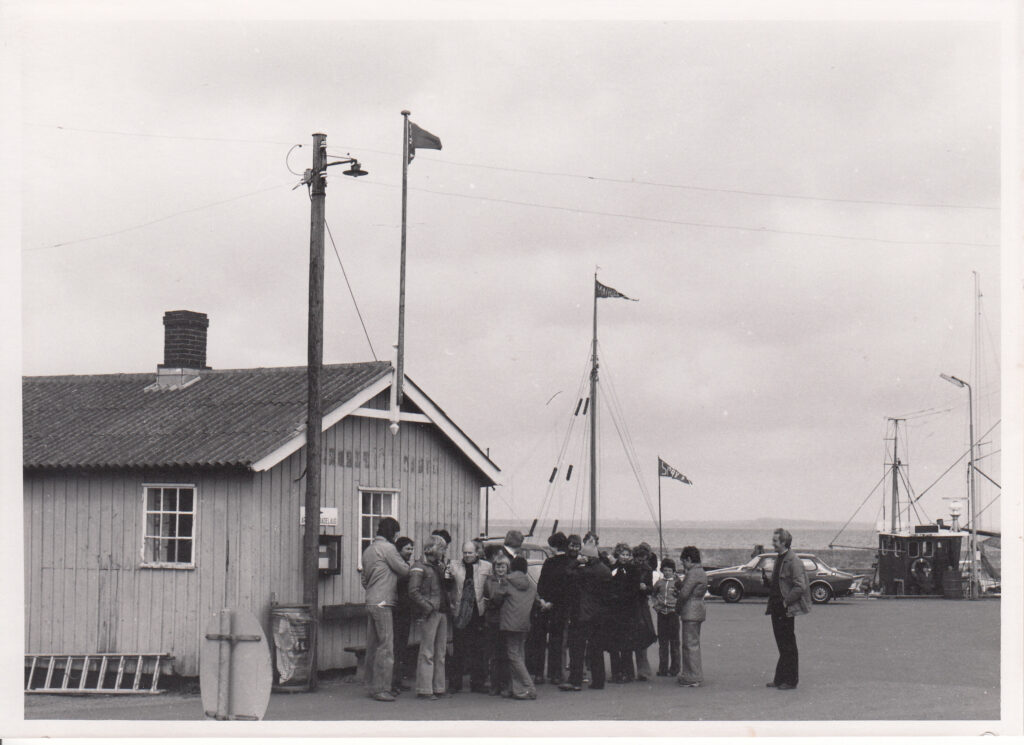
[[658, 457, 692, 485], [595, 279, 637, 301], [408, 122, 442, 163]]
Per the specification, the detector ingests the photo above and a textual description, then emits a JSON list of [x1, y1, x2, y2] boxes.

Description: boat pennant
[[658, 457, 692, 485], [595, 279, 637, 301]]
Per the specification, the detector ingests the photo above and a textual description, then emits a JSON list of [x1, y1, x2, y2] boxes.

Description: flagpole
[[589, 272, 598, 536], [657, 459, 664, 562], [395, 111, 411, 420]]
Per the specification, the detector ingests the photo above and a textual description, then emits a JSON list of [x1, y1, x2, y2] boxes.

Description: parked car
[[706, 552, 859, 604], [481, 539, 553, 584]]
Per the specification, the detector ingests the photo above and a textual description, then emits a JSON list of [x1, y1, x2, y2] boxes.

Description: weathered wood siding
[[23, 412, 486, 675], [313, 414, 484, 669], [23, 467, 262, 677]]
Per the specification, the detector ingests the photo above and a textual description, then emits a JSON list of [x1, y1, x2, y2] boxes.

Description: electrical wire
[[38, 122, 998, 212], [413, 155, 999, 212], [323, 215, 378, 361], [391, 183, 999, 249], [27, 182, 294, 251]]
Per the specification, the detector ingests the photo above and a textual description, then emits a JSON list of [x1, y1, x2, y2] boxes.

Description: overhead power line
[[396, 183, 999, 249], [38, 123, 998, 212], [27, 182, 294, 251]]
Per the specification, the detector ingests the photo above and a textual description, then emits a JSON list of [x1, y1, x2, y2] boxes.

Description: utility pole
[[302, 133, 327, 682]]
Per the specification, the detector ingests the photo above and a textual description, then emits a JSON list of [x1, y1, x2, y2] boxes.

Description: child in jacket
[[651, 558, 683, 677]]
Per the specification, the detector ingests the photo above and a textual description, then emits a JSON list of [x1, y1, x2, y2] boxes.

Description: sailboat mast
[[890, 418, 900, 532], [589, 273, 599, 536]]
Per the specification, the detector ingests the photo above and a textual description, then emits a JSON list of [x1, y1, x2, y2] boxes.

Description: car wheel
[[720, 581, 743, 603], [810, 583, 832, 604]]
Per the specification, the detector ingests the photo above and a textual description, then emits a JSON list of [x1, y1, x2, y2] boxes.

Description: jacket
[[770, 550, 811, 617], [652, 575, 683, 614], [408, 558, 454, 618], [360, 536, 411, 607], [676, 565, 708, 622], [450, 558, 492, 616], [574, 557, 612, 623], [537, 553, 575, 605], [488, 570, 537, 633]]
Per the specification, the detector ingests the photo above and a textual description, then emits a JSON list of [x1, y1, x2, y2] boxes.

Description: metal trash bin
[[270, 604, 316, 691]]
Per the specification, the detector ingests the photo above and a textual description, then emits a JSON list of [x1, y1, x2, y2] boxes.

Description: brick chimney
[[160, 310, 210, 370], [147, 310, 210, 391]]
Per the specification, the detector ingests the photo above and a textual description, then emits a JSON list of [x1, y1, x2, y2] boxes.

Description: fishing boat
[[833, 273, 1001, 599]]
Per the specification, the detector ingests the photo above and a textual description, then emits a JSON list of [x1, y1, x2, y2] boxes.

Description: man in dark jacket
[[537, 532, 576, 685], [765, 528, 810, 690], [560, 538, 610, 691]]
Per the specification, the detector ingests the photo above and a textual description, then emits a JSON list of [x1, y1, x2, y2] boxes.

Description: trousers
[[656, 612, 680, 675], [364, 605, 394, 695], [415, 612, 449, 695], [680, 620, 703, 684], [770, 609, 798, 687]]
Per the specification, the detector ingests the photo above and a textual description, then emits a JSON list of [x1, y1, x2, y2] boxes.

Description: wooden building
[[22, 310, 500, 677]]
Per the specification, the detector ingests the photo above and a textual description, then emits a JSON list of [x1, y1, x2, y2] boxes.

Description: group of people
[[359, 519, 810, 702]]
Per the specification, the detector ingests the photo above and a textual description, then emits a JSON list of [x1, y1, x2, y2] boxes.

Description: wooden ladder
[[25, 653, 172, 694]]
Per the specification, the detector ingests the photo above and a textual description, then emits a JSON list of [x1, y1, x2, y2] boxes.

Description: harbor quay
[[23, 595, 1001, 735]]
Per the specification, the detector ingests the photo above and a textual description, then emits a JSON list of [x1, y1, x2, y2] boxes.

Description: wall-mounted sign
[[299, 507, 338, 527]]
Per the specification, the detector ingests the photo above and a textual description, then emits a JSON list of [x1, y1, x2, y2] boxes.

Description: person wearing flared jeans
[[416, 611, 448, 696], [680, 620, 703, 684], [364, 604, 395, 695]]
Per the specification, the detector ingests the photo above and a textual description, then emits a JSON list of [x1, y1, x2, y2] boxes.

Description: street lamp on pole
[[940, 372, 978, 600]]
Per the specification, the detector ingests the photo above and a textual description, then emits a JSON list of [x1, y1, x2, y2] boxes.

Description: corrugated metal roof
[[23, 362, 392, 469]]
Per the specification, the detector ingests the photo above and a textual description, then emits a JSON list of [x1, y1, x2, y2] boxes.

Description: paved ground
[[20, 596, 1002, 734]]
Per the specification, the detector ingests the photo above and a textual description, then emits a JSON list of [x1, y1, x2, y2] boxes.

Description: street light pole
[[940, 373, 979, 600]]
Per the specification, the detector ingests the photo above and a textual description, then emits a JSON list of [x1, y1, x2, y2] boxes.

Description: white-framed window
[[358, 487, 399, 560], [141, 483, 196, 568]]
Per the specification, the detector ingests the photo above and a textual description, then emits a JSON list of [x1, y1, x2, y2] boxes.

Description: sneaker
[[513, 691, 538, 700], [372, 691, 396, 702], [417, 693, 438, 700], [558, 682, 581, 692], [677, 680, 700, 688], [776, 683, 796, 690]]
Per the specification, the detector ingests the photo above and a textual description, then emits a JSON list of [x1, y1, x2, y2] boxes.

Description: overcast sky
[[8, 3, 1015, 535]]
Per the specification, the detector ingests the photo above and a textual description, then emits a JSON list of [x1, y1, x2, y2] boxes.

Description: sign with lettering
[[299, 507, 338, 526]]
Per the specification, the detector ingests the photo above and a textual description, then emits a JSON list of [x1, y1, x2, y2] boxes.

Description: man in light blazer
[[675, 546, 707, 687], [449, 540, 493, 693], [764, 527, 810, 690]]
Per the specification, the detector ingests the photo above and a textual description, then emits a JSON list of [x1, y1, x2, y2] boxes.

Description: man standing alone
[[360, 516, 410, 702], [765, 528, 810, 690]]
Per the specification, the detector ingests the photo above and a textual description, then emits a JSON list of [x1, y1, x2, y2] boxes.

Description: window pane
[[802, 559, 816, 571], [179, 539, 192, 564], [362, 516, 371, 540], [370, 516, 380, 539], [179, 489, 193, 512], [147, 488, 161, 511], [362, 492, 372, 512], [164, 488, 178, 512], [146, 513, 161, 537], [161, 513, 176, 539], [381, 493, 392, 514], [372, 493, 382, 514], [178, 513, 194, 540]]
